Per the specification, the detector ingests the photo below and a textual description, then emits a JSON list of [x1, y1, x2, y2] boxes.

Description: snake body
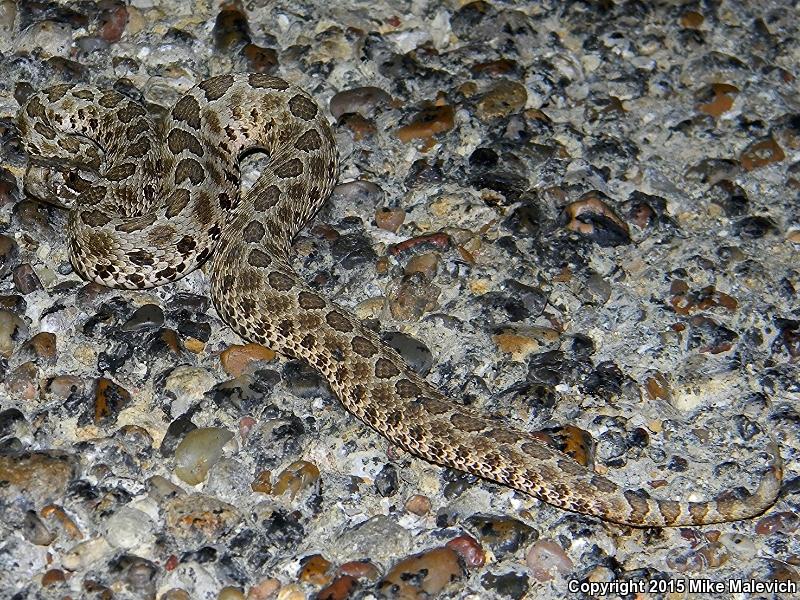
[[17, 74, 782, 526]]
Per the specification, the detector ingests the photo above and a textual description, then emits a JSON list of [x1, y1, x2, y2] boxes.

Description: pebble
[[375, 463, 399, 497], [396, 105, 455, 143], [476, 80, 527, 119], [20, 331, 57, 364], [104, 506, 155, 549], [404, 494, 432, 516], [740, 137, 785, 170], [0, 309, 29, 357], [481, 571, 529, 599], [218, 586, 246, 600], [246, 578, 281, 600], [61, 537, 112, 571], [374, 207, 405, 232], [755, 512, 799, 535], [562, 191, 631, 247], [379, 547, 463, 598], [94, 377, 132, 425], [121, 303, 164, 331], [174, 427, 234, 485], [446, 534, 485, 568], [5, 361, 39, 401], [298, 553, 332, 586], [220, 342, 276, 377], [382, 331, 434, 376], [0, 451, 75, 504], [387, 273, 440, 320], [404, 252, 439, 279], [525, 539, 574, 581], [0, 234, 18, 278], [666, 541, 730, 572], [316, 575, 357, 600], [331, 515, 412, 566], [164, 494, 241, 544], [272, 460, 320, 500], [12, 263, 42, 294], [329, 86, 392, 120], [465, 514, 537, 559]]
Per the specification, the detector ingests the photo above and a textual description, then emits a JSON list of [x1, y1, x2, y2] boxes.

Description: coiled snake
[[17, 74, 782, 526]]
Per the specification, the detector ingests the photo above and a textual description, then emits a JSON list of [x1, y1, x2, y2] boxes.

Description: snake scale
[[17, 73, 782, 526]]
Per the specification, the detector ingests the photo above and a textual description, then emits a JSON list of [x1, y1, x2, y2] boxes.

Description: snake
[[16, 73, 783, 527]]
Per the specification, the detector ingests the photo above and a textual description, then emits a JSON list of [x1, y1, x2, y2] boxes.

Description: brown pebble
[[251, 470, 272, 494], [298, 554, 332, 586], [5, 361, 39, 401], [23, 331, 57, 363], [404, 253, 439, 278], [0, 452, 75, 505], [218, 587, 245, 600], [388, 232, 450, 257], [387, 273, 440, 321], [670, 284, 738, 315], [246, 578, 281, 600], [316, 575, 357, 600], [13, 263, 42, 294], [404, 494, 432, 516], [330, 86, 392, 119], [161, 590, 191, 600], [526, 539, 573, 581], [99, 5, 128, 43], [696, 83, 738, 118], [94, 377, 131, 425], [375, 207, 405, 232], [563, 192, 631, 247], [680, 10, 704, 28], [755, 512, 799, 535], [340, 113, 376, 141], [476, 80, 527, 119], [242, 43, 278, 74], [740, 137, 785, 171], [397, 105, 454, 143], [41, 504, 83, 540], [41, 569, 66, 586], [220, 342, 276, 376], [379, 547, 463, 598], [338, 561, 380, 581], [446, 534, 485, 568], [273, 460, 320, 499]]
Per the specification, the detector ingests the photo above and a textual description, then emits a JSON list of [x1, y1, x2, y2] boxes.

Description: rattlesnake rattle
[[17, 73, 783, 527]]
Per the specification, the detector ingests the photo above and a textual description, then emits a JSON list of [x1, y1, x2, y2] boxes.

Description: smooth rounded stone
[[330, 515, 413, 566], [481, 571, 529, 600], [387, 273, 440, 321], [755, 511, 799, 535], [246, 578, 281, 600], [0, 234, 19, 278], [339, 560, 381, 581], [0, 408, 27, 442], [61, 536, 113, 571], [329, 86, 392, 119], [476, 80, 527, 120], [164, 366, 217, 417], [164, 493, 241, 544], [525, 539, 573, 582], [44, 375, 85, 401], [404, 252, 439, 279], [446, 534, 485, 568], [272, 460, 320, 500], [20, 331, 57, 364], [404, 493, 432, 516], [330, 231, 377, 269], [147, 475, 185, 503], [378, 547, 464, 598], [666, 541, 730, 572], [218, 586, 245, 600], [41, 568, 66, 587], [396, 105, 455, 143], [479, 279, 548, 323], [465, 514, 537, 559], [121, 303, 164, 331], [381, 331, 433, 376], [104, 506, 155, 549], [316, 575, 357, 599], [94, 377, 132, 425], [375, 207, 405, 232], [220, 343, 276, 377], [174, 427, 234, 485], [298, 553, 332, 586], [5, 361, 39, 401], [0, 451, 75, 505], [0, 309, 29, 357], [331, 180, 385, 208]]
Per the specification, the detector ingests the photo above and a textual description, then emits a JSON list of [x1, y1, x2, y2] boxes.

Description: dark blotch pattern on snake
[[17, 74, 783, 526]]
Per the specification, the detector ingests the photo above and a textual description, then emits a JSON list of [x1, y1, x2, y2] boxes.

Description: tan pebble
[[246, 578, 281, 600], [680, 10, 704, 28], [160, 590, 191, 600], [387, 273, 440, 321], [354, 297, 385, 320], [338, 560, 380, 581], [375, 207, 405, 232], [476, 80, 527, 120], [273, 460, 320, 499], [404, 494, 432, 516], [755, 512, 799, 535], [164, 494, 240, 542], [340, 113, 376, 140], [41, 504, 83, 540], [174, 427, 234, 485], [276, 584, 304, 600], [379, 547, 463, 597], [6, 361, 39, 401], [251, 470, 272, 494], [183, 337, 206, 353], [298, 554, 332, 586], [218, 587, 245, 600], [740, 137, 785, 171], [26, 331, 57, 362], [124, 6, 144, 35], [0, 309, 28, 357], [396, 105, 454, 142], [220, 343, 276, 376], [645, 373, 671, 401], [787, 229, 800, 244], [375, 256, 389, 274], [526, 539, 573, 581], [404, 253, 439, 278], [41, 569, 66, 586]]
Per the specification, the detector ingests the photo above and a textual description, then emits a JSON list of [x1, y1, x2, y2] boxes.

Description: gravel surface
[[0, 1, 798, 598]]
